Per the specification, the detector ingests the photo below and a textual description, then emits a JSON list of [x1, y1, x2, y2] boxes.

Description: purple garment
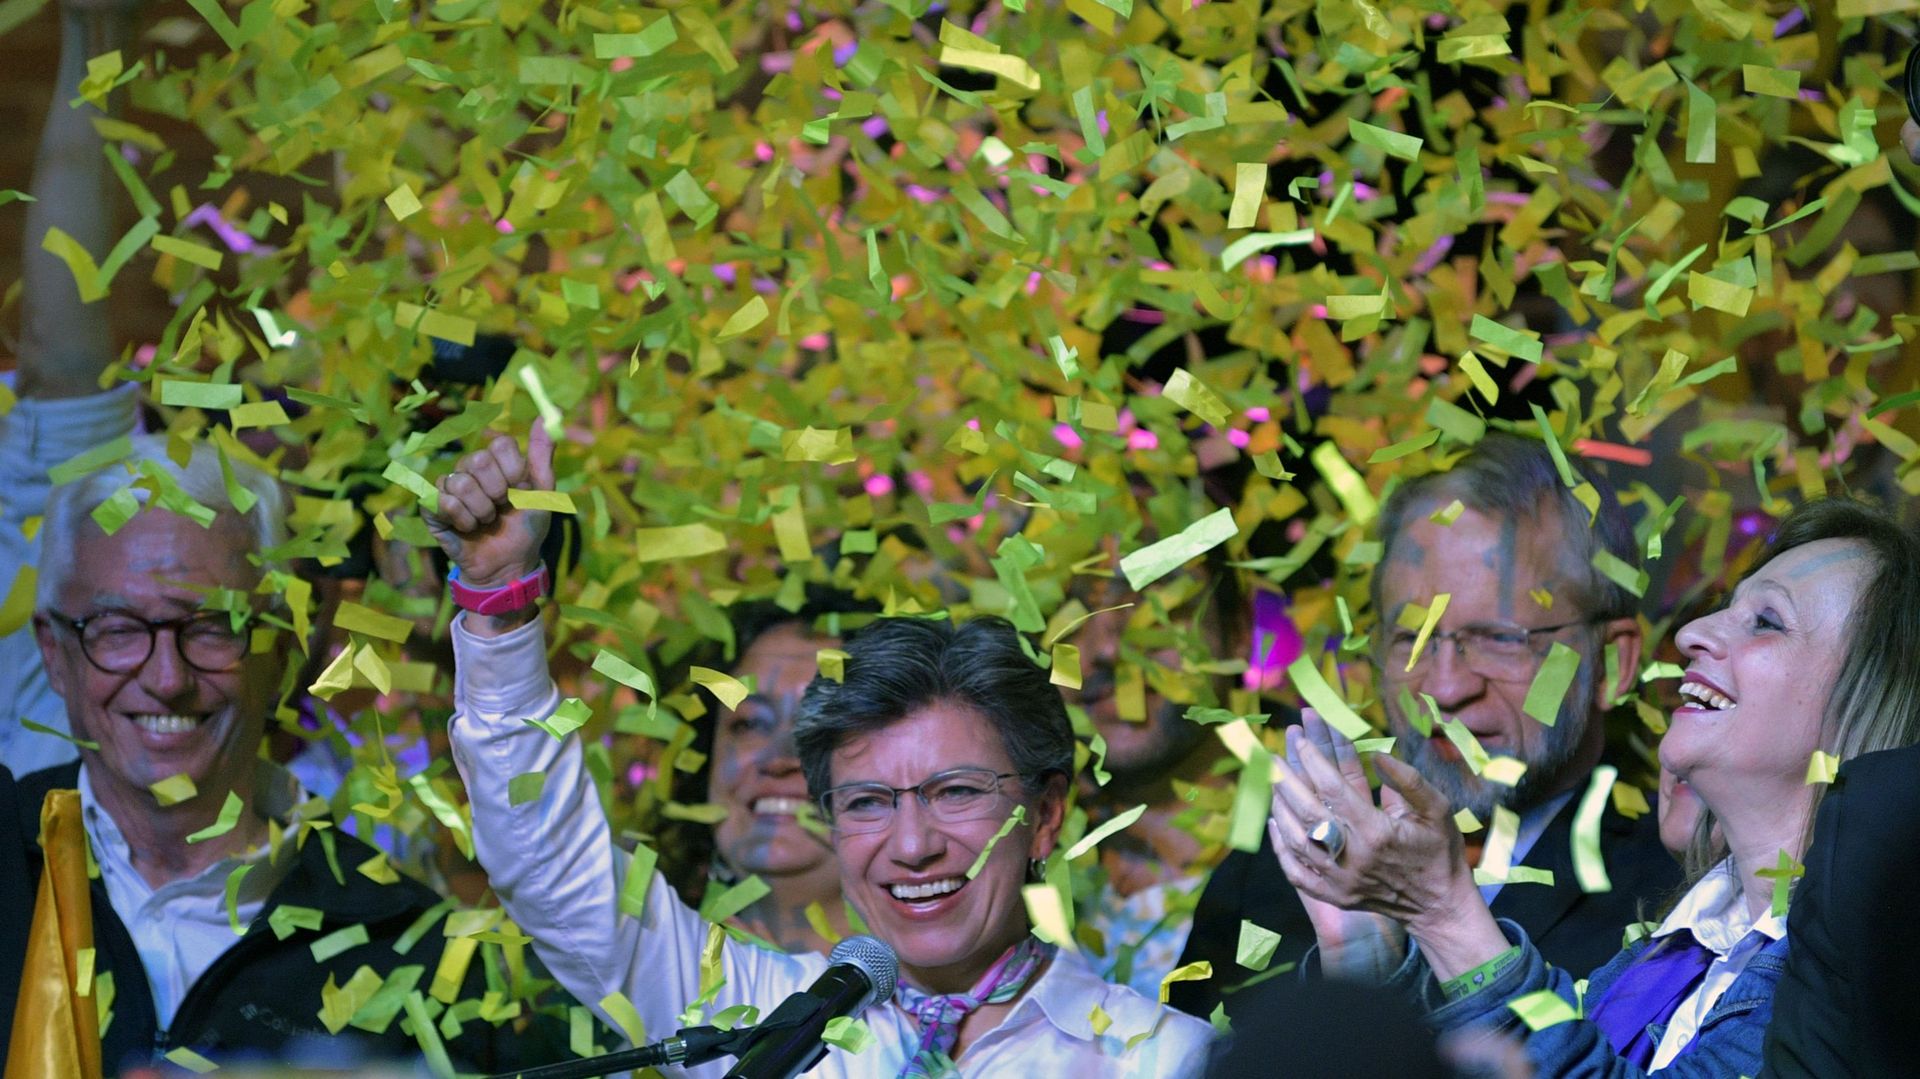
[[1586, 931, 1717, 1068]]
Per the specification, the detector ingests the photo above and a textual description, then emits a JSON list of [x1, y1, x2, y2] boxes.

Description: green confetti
[[1520, 643, 1581, 728]]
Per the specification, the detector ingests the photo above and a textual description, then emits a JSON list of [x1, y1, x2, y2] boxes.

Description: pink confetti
[[799, 333, 831, 351], [1227, 429, 1251, 448], [1246, 406, 1271, 422], [1127, 429, 1159, 451], [864, 474, 895, 497], [1053, 423, 1083, 450]]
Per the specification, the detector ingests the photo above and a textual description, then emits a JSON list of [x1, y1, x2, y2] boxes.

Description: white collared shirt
[[78, 761, 301, 1029], [449, 616, 1211, 1077], [1646, 859, 1785, 1070]]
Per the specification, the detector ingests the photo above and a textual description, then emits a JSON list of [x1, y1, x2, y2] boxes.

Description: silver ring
[[1307, 817, 1347, 861]]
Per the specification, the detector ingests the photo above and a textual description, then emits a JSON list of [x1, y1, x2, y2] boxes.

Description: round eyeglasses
[[1383, 618, 1596, 682], [48, 610, 252, 674], [818, 768, 1023, 835]]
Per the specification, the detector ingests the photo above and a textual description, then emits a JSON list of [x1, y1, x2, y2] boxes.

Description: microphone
[[723, 935, 900, 1079]]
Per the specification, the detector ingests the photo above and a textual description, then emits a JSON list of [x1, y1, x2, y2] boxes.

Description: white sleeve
[[0, 385, 139, 774], [448, 614, 821, 1073]]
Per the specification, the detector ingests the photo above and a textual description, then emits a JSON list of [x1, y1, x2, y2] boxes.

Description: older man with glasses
[[1174, 434, 1681, 1020], [0, 438, 558, 1074]]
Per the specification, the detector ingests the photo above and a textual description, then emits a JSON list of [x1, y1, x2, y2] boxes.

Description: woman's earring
[[1028, 858, 1046, 882]]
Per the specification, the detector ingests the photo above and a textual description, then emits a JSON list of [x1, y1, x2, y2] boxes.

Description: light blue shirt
[[0, 386, 139, 777]]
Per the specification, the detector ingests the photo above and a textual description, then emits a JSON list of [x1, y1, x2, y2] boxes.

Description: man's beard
[[1393, 658, 1597, 820]]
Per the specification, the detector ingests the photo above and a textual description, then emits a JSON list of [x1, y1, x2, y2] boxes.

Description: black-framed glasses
[[818, 768, 1023, 835], [1383, 618, 1597, 682], [47, 610, 252, 674]]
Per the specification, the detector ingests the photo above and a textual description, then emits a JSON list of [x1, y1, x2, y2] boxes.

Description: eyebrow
[[1738, 577, 1798, 611]]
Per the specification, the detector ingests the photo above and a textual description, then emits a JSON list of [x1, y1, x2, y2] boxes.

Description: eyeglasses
[[1383, 618, 1596, 682], [818, 768, 1023, 835], [47, 610, 252, 674]]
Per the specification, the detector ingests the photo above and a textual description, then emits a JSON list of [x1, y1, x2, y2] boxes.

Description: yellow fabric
[[6, 789, 103, 1079]]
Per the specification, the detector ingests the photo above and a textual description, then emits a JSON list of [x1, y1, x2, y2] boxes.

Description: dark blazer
[[1171, 773, 1682, 1018], [1763, 745, 1920, 1079], [0, 763, 559, 1074]]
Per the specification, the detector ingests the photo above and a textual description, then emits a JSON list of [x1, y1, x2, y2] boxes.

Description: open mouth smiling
[[887, 876, 968, 905], [1677, 678, 1736, 712]]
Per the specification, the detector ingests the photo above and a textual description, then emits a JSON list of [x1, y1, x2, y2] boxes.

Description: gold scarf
[[6, 788, 103, 1079]]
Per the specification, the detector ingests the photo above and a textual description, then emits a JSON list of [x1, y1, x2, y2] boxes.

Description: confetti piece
[[716, 295, 770, 342], [1235, 921, 1282, 971], [1742, 65, 1800, 99], [600, 993, 647, 1046], [816, 648, 849, 682], [823, 1016, 876, 1053], [1469, 315, 1543, 363], [384, 183, 422, 221], [1063, 803, 1145, 861], [966, 805, 1027, 879], [1347, 118, 1422, 161], [163, 1047, 220, 1074], [186, 791, 245, 844], [1284, 656, 1371, 741], [593, 19, 678, 59], [1228, 745, 1273, 853], [334, 601, 414, 643], [939, 47, 1041, 91], [1482, 757, 1528, 787], [39, 226, 105, 302], [1805, 751, 1840, 785], [1049, 643, 1082, 690], [150, 233, 223, 271], [21, 717, 98, 751], [269, 904, 324, 940], [633, 524, 728, 562], [1227, 163, 1266, 229], [151, 774, 197, 806], [507, 771, 547, 806], [507, 489, 577, 514], [618, 843, 661, 920], [1310, 442, 1377, 525], [1521, 643, 1580, 727], [1164, 368, 1232, 428], [311, 923, 371, 963], [1510, 990, 1578, 1030], [394, 302, 476, 347], [1472, 806, 1522, 885], [1158, 961, 1212, 1004], [1572, 765, 1617, 894], [1022, 881, 1077, 952], [1119, 508, 1237, 590], [1403, 593, 1449, 673], [690, 667, 750, 709], [705, 875, 772, 923]]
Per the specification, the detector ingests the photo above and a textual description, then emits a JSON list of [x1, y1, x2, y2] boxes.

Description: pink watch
[[448, 563, 549, 616]]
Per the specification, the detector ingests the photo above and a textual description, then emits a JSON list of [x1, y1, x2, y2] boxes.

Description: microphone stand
[[481, 1024, 756, 1079]]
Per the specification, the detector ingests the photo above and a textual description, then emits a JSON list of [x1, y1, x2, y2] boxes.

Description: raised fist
[[424, 425, 556, 591]]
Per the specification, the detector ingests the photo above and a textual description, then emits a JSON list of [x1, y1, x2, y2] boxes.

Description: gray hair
[[1371, 433, 1640, 623], [37, 434, 288, 607], [793, 616, 1075, 799]]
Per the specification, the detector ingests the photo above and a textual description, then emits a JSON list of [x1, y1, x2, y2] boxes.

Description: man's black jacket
[[0, 762, 553, 1074], [1171, 776, 1682, 1018]]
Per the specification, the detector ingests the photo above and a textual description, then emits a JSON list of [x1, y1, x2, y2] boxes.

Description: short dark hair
[[1372, 433, 1640, 622], [793, 616, 1074, 799]]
